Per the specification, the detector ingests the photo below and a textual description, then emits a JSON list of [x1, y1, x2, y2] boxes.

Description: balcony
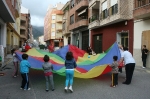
[[20, 25, 26, 30], [21, 16, 26, 22], [20, 34, 27, 40], [89, 0, 100, 9], [15, 2, 20, 18], [76, 0, 89, 12], [0, 0, 15, 22], [69, 18, 88, 30], [56, 20, 62, 23], [88, 14, 100, 29], [133, 0, 150, 19], [56, 27, 62, 32]]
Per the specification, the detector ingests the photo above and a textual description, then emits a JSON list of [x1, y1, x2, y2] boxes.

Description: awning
[[78, 8, 87, 16], [0, 0, 15, 22]]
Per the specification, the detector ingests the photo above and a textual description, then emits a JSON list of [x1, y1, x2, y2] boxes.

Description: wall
[[91, 20, 134, 53], [133, 18, 150, 67]]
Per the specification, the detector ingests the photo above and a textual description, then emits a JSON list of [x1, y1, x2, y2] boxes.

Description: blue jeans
[[65, 69, 74, 87]]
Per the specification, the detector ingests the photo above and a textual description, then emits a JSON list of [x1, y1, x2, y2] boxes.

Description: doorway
[[82, 31, 89, 51], [93, 34, 102, 53]]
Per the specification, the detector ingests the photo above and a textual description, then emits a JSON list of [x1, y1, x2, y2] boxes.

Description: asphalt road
[[0, 62, 150, 99]]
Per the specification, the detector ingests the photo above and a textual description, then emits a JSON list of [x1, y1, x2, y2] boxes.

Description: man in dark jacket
[[142, 45, 149, 68]]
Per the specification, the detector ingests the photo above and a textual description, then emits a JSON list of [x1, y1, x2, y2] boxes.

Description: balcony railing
[[20, 26, 26, 30], [69, 18, 88, 30], [134, 0, 150, 9], [89, 14, 99, 23], [21, 16, 26, 21]]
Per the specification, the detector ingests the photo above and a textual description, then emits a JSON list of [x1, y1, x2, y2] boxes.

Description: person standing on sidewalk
[[120, 47, 135, 85], [64, 51, 77, 93], [11, 48, 19, 77], [141, 45, 149, 68], [109, 56, 119, 88], [42, 55, 54, 92], [20, 54, 31, 90]]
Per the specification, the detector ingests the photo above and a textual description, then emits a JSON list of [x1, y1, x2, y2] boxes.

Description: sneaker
[[20, 88, 23, 90], [24, 88, 31, 90], [45, 89, 49, 92], [110, 85, 116, 88], [64, 87, 68, 92], [13, 76, 17, 78], [142, 66, 145, 68], [52, 89, 55, 91], [69, 86, 73, 93]]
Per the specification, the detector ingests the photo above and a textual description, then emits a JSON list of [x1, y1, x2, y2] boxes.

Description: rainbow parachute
[[16, 42, 121, 78]]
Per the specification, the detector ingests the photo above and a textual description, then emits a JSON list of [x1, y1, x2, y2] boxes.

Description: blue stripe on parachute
[[52, 45, 69, 60], [77, 42, 121, 71]]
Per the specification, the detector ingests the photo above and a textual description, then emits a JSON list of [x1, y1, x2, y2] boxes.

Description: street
[[0, 61, 150, 99]]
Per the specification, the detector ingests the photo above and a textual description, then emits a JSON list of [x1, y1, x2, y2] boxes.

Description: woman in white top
[[11, 49, 19, 77], [119, 47, 135, 85]]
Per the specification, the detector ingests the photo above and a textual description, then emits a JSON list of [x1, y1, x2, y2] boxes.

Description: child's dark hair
[[11, 48, 16, 55], [143, 45, 146, 48], [66, 51, 73, 60], [113, 56, 118, 61], [22, 54, 28, 60], [43, 55, 49, 62], [123, 47, 128, 51]]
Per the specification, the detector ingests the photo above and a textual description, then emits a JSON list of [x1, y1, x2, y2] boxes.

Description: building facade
[[62, 1, 71, 46], [44, 3, 64, 51], [69, 0, 89, 51], [39, 35, 46, 45], [6, 0, 21, 54], [133, 0, 150, 67], [0, 0, 21, 55], [89, 0, 134, 53], [20, 6, 32, 47]]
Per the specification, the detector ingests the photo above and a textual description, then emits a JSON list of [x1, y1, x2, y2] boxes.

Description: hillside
[[32, 26, 44, 39]]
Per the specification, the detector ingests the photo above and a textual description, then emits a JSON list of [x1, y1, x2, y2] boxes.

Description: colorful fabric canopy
[[16, 42, 121, 78]]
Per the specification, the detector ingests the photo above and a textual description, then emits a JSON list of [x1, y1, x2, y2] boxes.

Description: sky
[[21, 0, 69, 27]]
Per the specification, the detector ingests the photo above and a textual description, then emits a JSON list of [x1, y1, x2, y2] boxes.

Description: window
[[12, 0, 14, 6], [121, 33, 128, 48], [70, 0, 75, 9], [102, 1, 108, 19], [137, 0, 146, 7], [110, 0, 118, 15], [62, 22, 66, 30], [51, 23, 55, 28], [52, 15, 56, 20], [110, 0, 117, 6], [111, 4, 118, 15], [70, 14, 74, 24], [51, 31, 55, 36]]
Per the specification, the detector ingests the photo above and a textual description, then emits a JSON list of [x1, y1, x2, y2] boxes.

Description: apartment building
[[0, 0, 22, 55], [88, 0, 134, 54], [39, 35, 46, 45], [6, 0, 21, 54], [69, 0, 89, 51], [44, 3, 64, 51], [133, 0, 150, 67], [20, 6, 32, 47], [62, 1, 71, 46]]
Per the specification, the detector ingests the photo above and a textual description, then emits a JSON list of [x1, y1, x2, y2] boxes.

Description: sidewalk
[[0, 54, 13, 71]]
